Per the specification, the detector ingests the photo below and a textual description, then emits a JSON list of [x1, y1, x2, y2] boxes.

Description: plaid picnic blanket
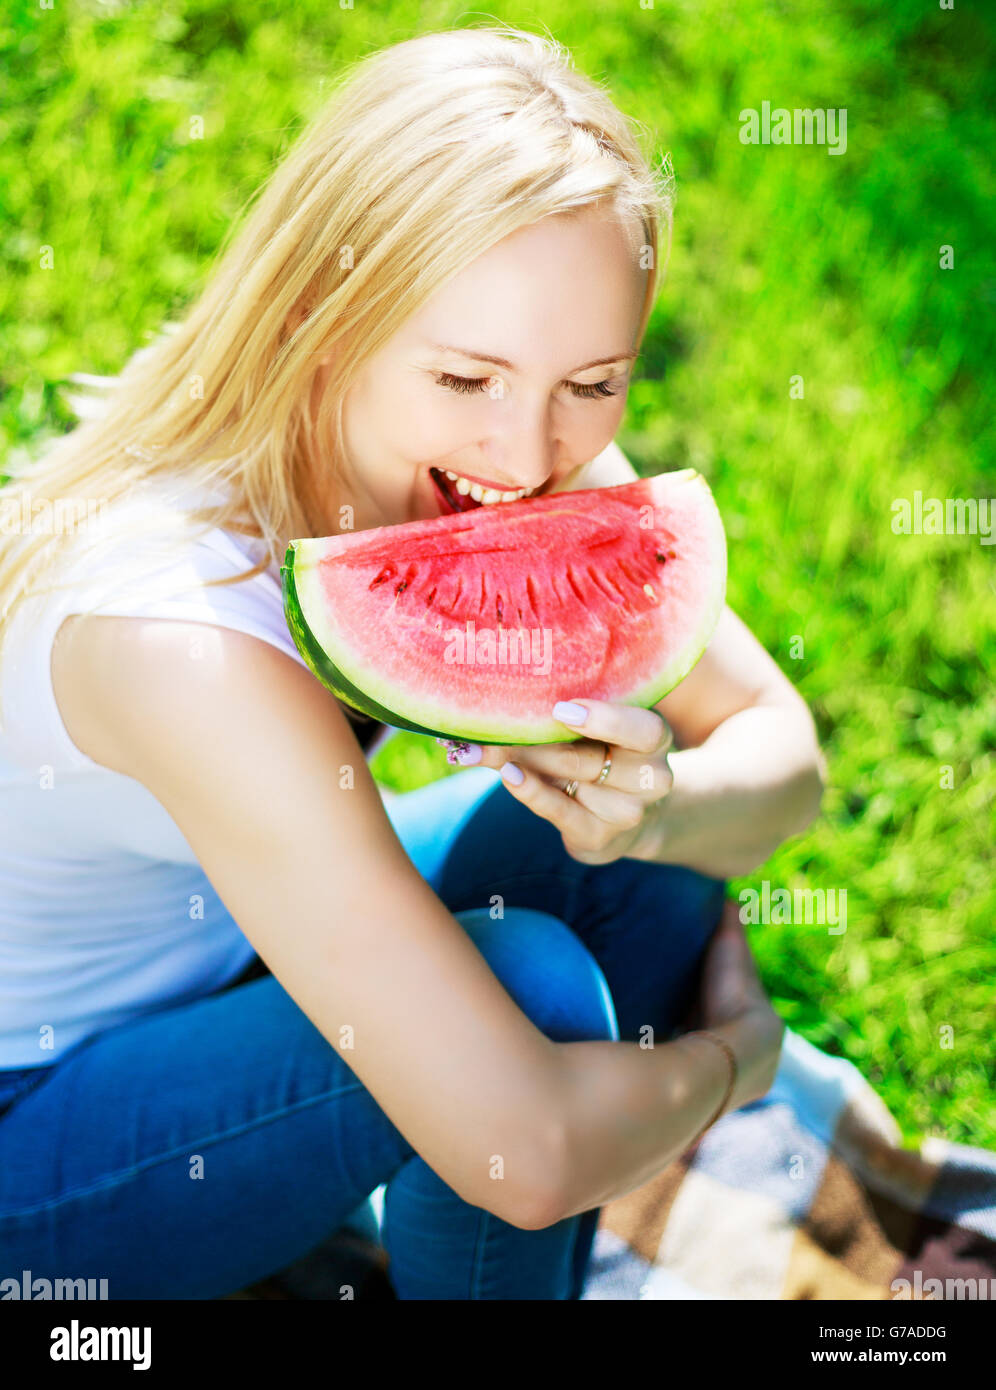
[[584, 1027, 996, 1300]]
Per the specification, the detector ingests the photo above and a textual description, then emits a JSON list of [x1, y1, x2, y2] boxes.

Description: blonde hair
[[0, 22, 673, 723]]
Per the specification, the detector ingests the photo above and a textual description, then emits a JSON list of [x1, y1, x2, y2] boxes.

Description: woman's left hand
[[438, 698, 675, 865]]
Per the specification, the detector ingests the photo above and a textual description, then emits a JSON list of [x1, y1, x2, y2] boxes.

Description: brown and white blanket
[[585, 1027, 996, 1300]]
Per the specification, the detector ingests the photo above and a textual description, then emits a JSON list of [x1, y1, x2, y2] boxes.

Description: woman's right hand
[[692, 899, 786, 1111]]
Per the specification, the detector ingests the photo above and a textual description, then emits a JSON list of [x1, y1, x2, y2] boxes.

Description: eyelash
[[434, 372, 622, 400]]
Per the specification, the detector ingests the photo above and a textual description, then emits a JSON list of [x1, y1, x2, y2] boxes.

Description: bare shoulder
[[50, 614, 379, 832], [54, 615, 289, 767], [52, 614, 154, 772]]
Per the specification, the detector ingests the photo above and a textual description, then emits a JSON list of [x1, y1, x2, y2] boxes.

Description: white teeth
[[479, 486, 535, 503], [436, 468, 536, 504]]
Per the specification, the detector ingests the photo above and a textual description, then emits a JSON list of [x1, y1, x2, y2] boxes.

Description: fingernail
[[553, 701, 588, 725], [454, 743, 482, 765], [500, 761, 524, 785]]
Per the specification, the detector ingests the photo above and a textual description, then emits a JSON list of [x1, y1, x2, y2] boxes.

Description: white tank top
[[0, 479, 390, 1068]]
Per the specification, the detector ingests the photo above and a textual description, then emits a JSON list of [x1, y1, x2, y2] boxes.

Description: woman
[[0, 25, 822, 1299]]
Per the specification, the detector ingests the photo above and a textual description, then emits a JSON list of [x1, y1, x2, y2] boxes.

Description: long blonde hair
[[0, 23, 673, 715]]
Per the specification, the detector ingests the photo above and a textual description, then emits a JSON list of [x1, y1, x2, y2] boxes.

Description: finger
[[500, 761, 622, 852], [562, 780, 646, 830], [437, 739, 581, 773], [491, 738, 609, 784], [439, 714, 674, 796], [481, 736, 673, 800], [472, 737, 614, 786], [552, 699, 674, 756], [549, 740, 673, 801]]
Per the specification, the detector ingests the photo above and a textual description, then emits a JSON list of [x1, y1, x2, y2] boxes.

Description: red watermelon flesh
[[281, 469, 726, 744]]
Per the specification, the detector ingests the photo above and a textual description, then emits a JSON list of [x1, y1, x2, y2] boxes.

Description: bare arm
[[53, 614, 771, 1227], [640, 605, 826, 875]]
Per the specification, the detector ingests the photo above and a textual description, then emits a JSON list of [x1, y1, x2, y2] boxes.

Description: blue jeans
[[0, 767, 725, 1299]]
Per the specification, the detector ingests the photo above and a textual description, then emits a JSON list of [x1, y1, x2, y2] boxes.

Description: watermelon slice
[[281, 469, 726, 745]]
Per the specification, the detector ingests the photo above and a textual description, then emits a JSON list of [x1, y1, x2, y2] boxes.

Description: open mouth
[[429, 467, 539, 515], [430, 468, 478, 514]]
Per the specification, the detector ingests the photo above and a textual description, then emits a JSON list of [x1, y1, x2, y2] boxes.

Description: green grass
[[2, 0, 993, 1148]]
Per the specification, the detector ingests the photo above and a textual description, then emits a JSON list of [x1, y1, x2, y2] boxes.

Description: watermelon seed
[[655, 551, 668, 564], [496, 595, 504, 623], [369, 563, 397, 590], [643, 583, 657, 602], [426, 588, 436, 606], [394, 563, 418, 597]]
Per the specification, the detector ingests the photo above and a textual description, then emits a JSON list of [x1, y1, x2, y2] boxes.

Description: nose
[[491, 410, 558, 494]]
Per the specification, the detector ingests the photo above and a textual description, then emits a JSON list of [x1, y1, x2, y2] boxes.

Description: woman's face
[[313, 203, 647, 532]]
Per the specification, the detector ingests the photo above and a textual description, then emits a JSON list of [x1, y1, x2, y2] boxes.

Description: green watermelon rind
[[281, 557, 449, 738], [281, 469, 727, 745], [283, 550, 573, 744]]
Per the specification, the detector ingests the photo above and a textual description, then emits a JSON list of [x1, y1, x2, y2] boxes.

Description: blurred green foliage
[[1, 0, 993, 1146]]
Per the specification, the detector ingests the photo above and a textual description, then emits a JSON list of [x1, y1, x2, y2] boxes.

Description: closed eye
[[434, 372, 622, 400]]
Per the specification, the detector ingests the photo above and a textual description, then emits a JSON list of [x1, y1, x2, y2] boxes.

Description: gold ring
[[563, 779, 580, 799], [596, 743, 612, 785]]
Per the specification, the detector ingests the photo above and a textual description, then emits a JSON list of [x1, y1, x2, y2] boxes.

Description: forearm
[[633, 702, 826, 877], [551, 1012, 765, 1219]]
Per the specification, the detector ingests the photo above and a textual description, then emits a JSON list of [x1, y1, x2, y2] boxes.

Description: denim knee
[[453, 906, 619, 1045]]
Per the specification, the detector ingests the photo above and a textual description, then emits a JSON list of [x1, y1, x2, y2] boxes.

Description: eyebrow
[[426, 343, 639, 373]]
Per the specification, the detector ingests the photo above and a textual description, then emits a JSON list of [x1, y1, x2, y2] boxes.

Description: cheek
[[345, 372, 458, 459], [390, 383, 486, 460], [564, 398, 627, 455]]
